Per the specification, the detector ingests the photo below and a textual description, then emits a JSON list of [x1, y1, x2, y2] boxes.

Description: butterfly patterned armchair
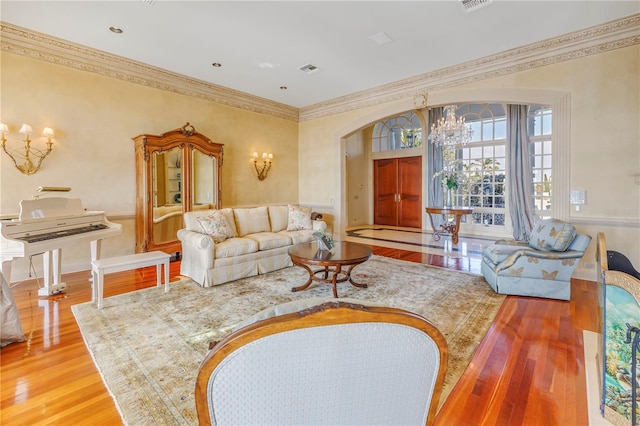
[[481, 219, 591, 300]]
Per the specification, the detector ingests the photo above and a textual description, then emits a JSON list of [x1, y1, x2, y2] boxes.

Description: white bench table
[[91, 251, 170, 309]]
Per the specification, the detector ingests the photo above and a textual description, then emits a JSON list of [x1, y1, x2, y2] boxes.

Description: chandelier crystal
[[428, 105, 473, 147]]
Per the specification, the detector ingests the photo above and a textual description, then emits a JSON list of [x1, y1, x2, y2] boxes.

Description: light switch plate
[[570, 190, 586, 205]]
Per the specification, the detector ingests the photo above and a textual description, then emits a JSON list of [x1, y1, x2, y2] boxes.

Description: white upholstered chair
[[195, 299, 448, 426]]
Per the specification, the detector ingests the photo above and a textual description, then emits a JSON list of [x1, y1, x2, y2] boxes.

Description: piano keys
[[0, 197, 122, 296]]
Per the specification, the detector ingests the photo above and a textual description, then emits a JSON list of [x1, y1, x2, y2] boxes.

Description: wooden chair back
[[195, 300, 448, 426]]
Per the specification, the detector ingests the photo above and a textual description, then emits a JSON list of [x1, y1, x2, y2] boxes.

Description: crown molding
[[2, 15, 639, 124], [0, 22, 299, 122], [299, 14, 640, 121]]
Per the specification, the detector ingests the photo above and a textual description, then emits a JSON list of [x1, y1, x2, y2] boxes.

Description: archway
[[332, 89, 570, 240]]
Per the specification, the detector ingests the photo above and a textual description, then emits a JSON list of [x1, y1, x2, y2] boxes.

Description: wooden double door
[[373, 156, 422, 228]]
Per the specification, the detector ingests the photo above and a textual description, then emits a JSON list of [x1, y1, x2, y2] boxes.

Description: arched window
[[528, 106, 553, 217], [457, 104, 507, 227], [441, 103, 552, 229], [372, 112, 422, 152]]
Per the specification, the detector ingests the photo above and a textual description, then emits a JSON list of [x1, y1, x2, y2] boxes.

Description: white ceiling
[[2, 1, 639, 109]]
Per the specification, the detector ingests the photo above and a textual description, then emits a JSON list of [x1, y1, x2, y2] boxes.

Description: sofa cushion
[[245, 232, 292, 251], [215, 237, 259, 259], [529, 219, 576, 252], [234, 207, 271, 237], [197, 210, 235, 243], [278, 229, 315, 245], [287, 205, 312, 231], [268, 205, 289, 232]]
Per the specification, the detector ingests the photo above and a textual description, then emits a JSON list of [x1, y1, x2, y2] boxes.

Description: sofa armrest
[[177, 229, 214, 250], [512, 248, 585, 260], [495, 248, 585, 273], [178, 229, 217, 285], [312, 220, 327, 233]]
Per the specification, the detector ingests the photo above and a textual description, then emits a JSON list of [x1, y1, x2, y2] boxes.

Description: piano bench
[[91, 251, 171, 309]]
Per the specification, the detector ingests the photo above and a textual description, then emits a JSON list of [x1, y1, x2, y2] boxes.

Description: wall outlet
[[583, 263, 595, 269]]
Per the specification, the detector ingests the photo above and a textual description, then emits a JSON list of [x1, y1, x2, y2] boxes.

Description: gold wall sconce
[[252, 151, 273, 181], [1, 123, 56, 175]]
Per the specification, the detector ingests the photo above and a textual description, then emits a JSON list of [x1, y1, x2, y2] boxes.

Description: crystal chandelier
[[428, 105, 473, 146]]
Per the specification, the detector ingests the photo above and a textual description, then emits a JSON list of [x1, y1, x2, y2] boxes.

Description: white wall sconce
[[252, 151, 273, 181], [1, 123, 56, 175]]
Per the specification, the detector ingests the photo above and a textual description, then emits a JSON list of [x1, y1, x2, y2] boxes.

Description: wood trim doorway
[[373, 156, 422, 228]]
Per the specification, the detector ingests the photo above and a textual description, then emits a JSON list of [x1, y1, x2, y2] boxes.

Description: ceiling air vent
[[298, 64, 319, 74], [460, 0, 493, 12], [369, 31, 393, 46]]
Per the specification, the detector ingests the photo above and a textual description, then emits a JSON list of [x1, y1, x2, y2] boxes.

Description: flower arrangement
[[433, 147, 464, 190], [439, 172, 460, 190], [433, 146, 465, 206]]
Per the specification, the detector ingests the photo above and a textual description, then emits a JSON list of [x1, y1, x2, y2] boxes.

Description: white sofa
[[177, 205, 327, 287]]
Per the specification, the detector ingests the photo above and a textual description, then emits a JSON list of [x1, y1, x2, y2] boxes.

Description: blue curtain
[[507, 104, 537, 241], [427, 107, 444, 228]]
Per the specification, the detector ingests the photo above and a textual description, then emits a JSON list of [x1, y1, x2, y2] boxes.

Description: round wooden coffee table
[[288, 241, 372, 298]]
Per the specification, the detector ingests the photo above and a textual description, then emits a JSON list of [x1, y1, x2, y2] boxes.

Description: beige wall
[[298, 45, 640, 279], [345, 130, 368, 226], [1, 52, 298, 281]]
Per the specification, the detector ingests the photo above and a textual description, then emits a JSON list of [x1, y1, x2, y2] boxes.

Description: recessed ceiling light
[[109, 26, 123, 34], [211, 63, 222, 68], [280, 86, 287, 90]]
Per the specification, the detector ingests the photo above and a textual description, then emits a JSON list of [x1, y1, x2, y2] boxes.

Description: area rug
[[72, 255, 505, 425]]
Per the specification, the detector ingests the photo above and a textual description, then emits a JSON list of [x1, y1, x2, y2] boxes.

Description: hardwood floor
[[0, 246, 598, 425]]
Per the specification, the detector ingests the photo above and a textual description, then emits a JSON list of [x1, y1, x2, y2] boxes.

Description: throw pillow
[[529, 219, 576, 252], [233, 207, 271, 236], [268, 205, 289, 232], [287, 205, 312, 231], [197, 210, 235, 243]]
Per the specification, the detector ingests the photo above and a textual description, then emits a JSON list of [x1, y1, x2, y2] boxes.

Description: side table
[[425, 207, 473, 244]]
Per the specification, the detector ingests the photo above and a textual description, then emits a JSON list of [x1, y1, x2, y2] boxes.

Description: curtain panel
[[427, 107, 445, 228], [507, 104, 537, 241]]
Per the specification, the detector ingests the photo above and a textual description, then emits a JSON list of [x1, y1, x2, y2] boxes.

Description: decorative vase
[[445, 188, 454, 208]]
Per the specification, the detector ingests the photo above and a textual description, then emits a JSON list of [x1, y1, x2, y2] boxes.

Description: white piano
[[0, 197, 123, 296]]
